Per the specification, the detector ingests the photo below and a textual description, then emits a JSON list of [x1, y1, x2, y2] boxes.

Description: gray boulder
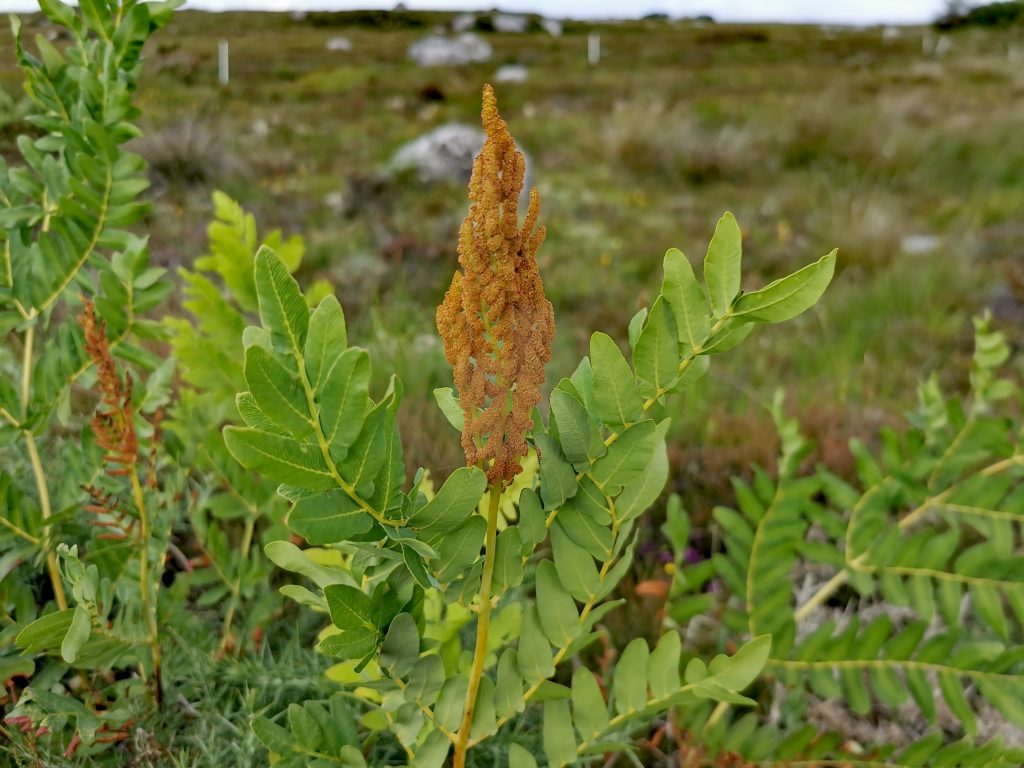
[[408, 34, 492, 67], [452, 13, 476, 32], [390, 124, 485, 183], [494, 64, 528, 83], [389, 123, 533, 200], [541, 18, 563, 36], [493, 13, 529, 33]]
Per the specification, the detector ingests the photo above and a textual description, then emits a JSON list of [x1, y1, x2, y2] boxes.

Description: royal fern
[[675, 314, 1024, 762]]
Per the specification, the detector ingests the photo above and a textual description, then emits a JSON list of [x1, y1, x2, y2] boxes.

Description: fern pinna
[[671, 315, 1024, 765]]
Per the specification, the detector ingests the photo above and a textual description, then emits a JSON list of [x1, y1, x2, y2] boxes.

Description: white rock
[[541, 18, 563, 36], [326, 36, 351, 52], [452, 13, 476, 33], [901, 234, 942, 255], [324, 191, 344, 212], [390, 123, 533, 198], [408, 34, 492, 67], [251, 118, 269, 137], [494, 64, 528, 83], [390, 124, 485, 183], [493, 13, 529, 33]]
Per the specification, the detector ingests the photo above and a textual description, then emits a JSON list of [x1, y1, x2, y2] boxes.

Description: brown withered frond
[[436, 84, 554, 485], [82, 484, 135, 541], [79, 299, 138, 475]]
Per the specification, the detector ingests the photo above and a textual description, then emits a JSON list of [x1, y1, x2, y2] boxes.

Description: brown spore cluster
[[436, 85, 554, 485], [79, 299, 138, 475]]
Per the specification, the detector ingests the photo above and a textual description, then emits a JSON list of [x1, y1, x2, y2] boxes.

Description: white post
[[218, 39, 229, 86], [588, 32, 600, 66]]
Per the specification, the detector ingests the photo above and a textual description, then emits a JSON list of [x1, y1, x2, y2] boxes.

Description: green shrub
[[938, 1, 1024, 28], [664, 316, 1024, 764]]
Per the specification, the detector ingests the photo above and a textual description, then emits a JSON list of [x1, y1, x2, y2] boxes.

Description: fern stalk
[[453, 482, 503, 768], [793, 451, 1024, 622], [220, 515, 256, 651], [130, 465, 161, 703], [22, 321, 68, 611]]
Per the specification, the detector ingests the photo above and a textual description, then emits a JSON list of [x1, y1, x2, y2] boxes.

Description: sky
[[2, 0, 951, 25]]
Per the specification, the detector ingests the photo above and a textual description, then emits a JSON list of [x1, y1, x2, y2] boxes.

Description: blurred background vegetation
[[2, 5, 1022, 523]]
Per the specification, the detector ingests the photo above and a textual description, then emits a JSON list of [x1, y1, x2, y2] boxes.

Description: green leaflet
[[518, 488, 548, 554], [612, 639, 649, 715], [589, 419, 657, 492], [434, 674, 469, 732], [732, 250, 837, 324], [319, 628, 378, 662], [589, 332, 642, 427], [492, 527, 524, 592], [633, 297, 679, 398], [519, 606, 555, 686], [543, 699, 577, 767], [706, 635, 771, 692], [549, 385, 606, 465], [647, 632, 682, 699], [571, 667, 609, 740], [61, 605, 91, 664], [535, 560, 581, 647], [287, 489, 371, 545], [366, 417, 405, 515], [405, 655, 445, 708], [432, 386, 464, 431], [661, 247, 710, 354], [508, 743, 538, 768], [535, 431, 578, 510], [495, 649, 525, 718], [16, 609, 76, 654], [224, 427, 334, 490], [325, 584, 377, 632], [703, 211, 742, 317], [615, 419, 671, 523], [550, 524, 600, 603], [433, 516, 486, 584], [254, 246, 309, 354], [380, 613, 419, 679], [408, 466, 487, 540], [305, 295, 348, 390], [469, 675, 498, 742], [339, 400, 390, 497], [319, 347, 371, 457], [243, 345, 312, 439]]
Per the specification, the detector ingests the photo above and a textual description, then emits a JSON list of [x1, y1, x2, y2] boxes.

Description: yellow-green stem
[[792, 452, 1023, 623], [131, 466, 161, 704], [25, 432, 67, 611], [21, 320, 68, 611], [452, 483, 502, 768], [220, 515, 256, 650]]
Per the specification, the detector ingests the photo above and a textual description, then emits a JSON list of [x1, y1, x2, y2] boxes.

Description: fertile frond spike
[[79, 298, 138, 475], [437, 84, 554, 485]]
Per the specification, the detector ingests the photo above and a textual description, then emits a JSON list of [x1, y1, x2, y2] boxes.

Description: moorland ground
[[2, 9, 1022, 520]]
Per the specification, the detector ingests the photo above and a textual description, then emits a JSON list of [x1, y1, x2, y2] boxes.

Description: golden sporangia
[[79, 298, 138, 475], [436, 84, 554, 486]]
